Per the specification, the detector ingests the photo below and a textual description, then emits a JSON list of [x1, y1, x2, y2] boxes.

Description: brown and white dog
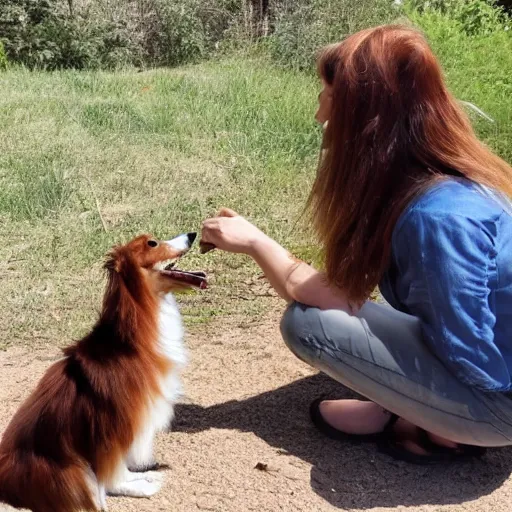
[[0, 233, 207, 512]]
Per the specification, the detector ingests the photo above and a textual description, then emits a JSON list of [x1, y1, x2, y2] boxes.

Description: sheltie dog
[[0, 233, 207, 512]]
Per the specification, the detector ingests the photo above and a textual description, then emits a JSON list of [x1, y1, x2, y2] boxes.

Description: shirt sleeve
[[394, 208, 509, 391]]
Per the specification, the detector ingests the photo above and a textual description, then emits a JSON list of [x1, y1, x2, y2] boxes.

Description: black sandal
[[377, 414, 487, 465], [310, 397, 487, 465]]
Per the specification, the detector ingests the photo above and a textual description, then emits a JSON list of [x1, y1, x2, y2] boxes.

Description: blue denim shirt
[[379, 178, 512, 392]]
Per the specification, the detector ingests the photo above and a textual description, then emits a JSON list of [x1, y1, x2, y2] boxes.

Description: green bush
[[0, 0, 56, 67], [0, 41, 7, 69], [408, 0, 511, 35], [268, 0, 401, 70], [407, 2, 512, 163], [140, 0, 244, 66], [141, 0, 207, 67], [0, 0, 137, 69], [0, 0, 510, 71], [0, 0, 240, 69], [451, 0, 510, 35]]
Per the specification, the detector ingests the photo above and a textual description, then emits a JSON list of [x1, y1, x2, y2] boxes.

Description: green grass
[[409, 7, 512, 164], [0, 11, 511, 350], [0, 59, 321, 349]]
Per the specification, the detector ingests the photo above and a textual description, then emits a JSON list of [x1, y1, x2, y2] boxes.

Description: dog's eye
[[147, 240, 158, 248]]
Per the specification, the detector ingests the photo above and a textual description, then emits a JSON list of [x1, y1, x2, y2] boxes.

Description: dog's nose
[[166, 233, 195, 252]]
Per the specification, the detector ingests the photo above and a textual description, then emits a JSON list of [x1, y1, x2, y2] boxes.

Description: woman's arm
[[249, 235, 350, 310], [201, 208, 351, 311]]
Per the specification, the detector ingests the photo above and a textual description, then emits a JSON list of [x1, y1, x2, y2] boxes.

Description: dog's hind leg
[[85, 468, 107, 511], [98, 484, 107, 511]]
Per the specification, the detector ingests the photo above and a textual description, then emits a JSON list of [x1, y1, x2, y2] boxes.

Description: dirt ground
[[2, 304, 512, 512]]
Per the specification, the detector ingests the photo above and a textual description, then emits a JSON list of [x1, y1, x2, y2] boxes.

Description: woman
[[201, 24, 512, 464]]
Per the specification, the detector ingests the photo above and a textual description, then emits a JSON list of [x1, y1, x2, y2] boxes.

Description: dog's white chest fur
[[125, 294, 187, 471], [154, 294, 187, 425], [157, 294, 188, 371]]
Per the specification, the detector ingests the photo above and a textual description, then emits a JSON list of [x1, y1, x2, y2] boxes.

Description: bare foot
[[390, 417, 457, 455], [318, 399, 392, 435]]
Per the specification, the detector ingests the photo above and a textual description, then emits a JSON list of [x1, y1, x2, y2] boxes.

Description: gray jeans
[[280, 301, 512, 447]]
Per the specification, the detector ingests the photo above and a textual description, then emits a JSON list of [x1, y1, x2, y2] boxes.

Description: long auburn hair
[[308, 24, 512, 305]]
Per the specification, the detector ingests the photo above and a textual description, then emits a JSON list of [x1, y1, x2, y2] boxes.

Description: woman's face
[[315, 80, 333, 125]]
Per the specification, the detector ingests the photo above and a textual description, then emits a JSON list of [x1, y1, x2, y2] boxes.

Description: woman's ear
[[315, 83, 333, 125]]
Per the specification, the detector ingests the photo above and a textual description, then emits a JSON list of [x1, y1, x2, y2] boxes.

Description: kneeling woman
[[201, 24, 512, 463]]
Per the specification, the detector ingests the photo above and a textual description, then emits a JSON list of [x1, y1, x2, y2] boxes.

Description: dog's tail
[[0, 451, 99, 512]]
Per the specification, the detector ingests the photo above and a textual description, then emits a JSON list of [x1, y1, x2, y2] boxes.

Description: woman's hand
[[201, 208, 266, 255], [200, 207, 350, 311]]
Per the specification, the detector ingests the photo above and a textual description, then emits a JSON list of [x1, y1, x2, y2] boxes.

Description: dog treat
[[199, 241, 216, 254]]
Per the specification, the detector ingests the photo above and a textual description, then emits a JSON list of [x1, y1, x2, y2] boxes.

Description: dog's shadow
[[174, 373, 512, 509]]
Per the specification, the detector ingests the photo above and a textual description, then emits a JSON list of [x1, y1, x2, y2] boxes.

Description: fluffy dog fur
[[0, 233, 203, 511]]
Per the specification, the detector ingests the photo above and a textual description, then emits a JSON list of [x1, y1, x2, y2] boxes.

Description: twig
[[85, 174, 108, 233], [459, 100, 495, 123]]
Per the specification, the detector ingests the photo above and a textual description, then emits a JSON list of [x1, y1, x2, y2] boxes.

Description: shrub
[[268, 0, 401, 71], [0, 0, 57, 68], [0, 0, 137, 69], [0, 41, 7, 69], [1, 0, 509, 71], [452, 0, 510, 35], [140, 0, 207, 66], [0, 0, 241, 69], [408, 0, 511, 35], [139, 0, 243, 66], [407, 1, 512, 163]]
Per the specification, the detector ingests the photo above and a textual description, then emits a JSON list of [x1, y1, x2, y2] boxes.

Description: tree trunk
[[244, 0, 270, 38]]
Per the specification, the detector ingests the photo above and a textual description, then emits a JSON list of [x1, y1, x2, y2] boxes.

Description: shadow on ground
[[174, 373, 512, 509]]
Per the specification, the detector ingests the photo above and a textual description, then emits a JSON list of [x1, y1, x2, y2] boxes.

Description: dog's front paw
[[107, 473, 163, 499], [128, 478, 162, 498]]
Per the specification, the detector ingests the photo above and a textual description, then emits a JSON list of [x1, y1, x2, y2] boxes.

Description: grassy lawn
[[0, 59, 322, 350], [410, 9, 512, 164], [0, 16, 510, 350]]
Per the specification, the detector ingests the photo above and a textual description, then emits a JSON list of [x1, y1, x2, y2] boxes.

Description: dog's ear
[[102, 244, 145, 339], [104, 247, 123, 274]]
